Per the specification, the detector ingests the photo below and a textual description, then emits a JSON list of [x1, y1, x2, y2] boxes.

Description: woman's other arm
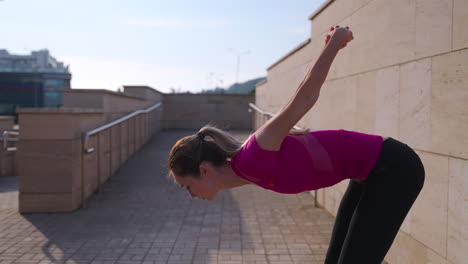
[[255, 26, 353, 151]]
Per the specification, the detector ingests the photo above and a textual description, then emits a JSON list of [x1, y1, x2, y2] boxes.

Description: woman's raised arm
[[255, 26, 354, 151]]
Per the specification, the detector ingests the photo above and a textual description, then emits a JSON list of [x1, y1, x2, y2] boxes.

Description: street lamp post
[[229, 48, 250, 84]]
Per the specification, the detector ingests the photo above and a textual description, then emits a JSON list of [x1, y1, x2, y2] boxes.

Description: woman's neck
[[219, 161, 252, 190]]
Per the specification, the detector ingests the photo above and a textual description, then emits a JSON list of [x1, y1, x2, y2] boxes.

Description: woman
[[168, 26, 425, 263]]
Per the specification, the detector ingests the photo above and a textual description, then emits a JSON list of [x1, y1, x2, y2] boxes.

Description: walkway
[[0, 130, 335, 264]]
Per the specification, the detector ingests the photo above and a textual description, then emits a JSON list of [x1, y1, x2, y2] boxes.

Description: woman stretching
[[168, 25, 425, 263]]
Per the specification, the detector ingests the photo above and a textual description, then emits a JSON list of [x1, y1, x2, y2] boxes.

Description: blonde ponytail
[[168, 124, 245, 178], [198, 125, 244, 157]]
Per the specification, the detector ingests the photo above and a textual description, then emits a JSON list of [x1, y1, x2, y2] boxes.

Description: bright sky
[[0, 0, 326, 93]]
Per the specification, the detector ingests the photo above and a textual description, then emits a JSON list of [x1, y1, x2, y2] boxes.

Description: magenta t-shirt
[[230, 129, 384, 194]]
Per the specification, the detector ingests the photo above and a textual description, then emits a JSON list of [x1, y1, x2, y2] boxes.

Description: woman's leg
[[324, 179, 365, 264], [336, 139, 425, 264]]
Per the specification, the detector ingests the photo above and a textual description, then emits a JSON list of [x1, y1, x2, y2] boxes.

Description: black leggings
[[324, 138, 425, 264]]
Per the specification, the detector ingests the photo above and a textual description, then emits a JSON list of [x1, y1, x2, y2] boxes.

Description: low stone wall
[[17, 108, 104, 212], [123, 85, 165, 102], [162, 94, 254, 130], [16, 105, 162, 213], [16, 85, 254, 213], [63, 89, 155, 122]]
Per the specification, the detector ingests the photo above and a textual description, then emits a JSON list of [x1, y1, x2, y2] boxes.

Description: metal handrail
[[2, 131, 19, 152], [248, 103, 306, 131], [82, 102, 161, 153], [80, 101, 162, 209], [248, 103, 275, 118]]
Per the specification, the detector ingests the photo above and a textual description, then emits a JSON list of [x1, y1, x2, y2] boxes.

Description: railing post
[[148, 111, 151, 138], [142, 114, 145, 144], [137, 115, 140, 149], [132, 118, 135, 155], [109, 127, 113, 177], [97, 133, 101, 192], [145, 113, 148, 143], [150, 110, 153, 139], [119, 123, 122, 167], [127, 119, 130, 160], [134, 116, 138, 150], [81, 140, 86, 208], [135, 115, 139, 150]]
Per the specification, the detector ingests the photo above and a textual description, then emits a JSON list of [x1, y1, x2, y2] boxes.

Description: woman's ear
[[199, 162, 210, 178]]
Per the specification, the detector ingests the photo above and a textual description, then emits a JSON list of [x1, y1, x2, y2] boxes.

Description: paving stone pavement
[[0, 130, 336, 264]]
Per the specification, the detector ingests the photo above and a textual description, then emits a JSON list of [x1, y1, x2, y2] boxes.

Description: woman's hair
[[168, 125, 244, 179]]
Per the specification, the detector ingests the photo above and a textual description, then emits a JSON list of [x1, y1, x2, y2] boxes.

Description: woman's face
[[173, 172, 220, 201]]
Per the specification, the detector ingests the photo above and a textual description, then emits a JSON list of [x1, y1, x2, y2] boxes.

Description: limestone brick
[[314, 76, 358, 131], [311, 0, 373, 40], [355, 70, 377, 134], [399, 58, 431, 150], [414, 0, 452, 58], [431, 49, 468, 159], [386, 231, 452, 264], [350, 0, 416, 74], [18, 110, 104, 140], [19, 193, 79, 213], [409, 151, 448, 257], [18, 140, 77, 193], [375, 66, 400, 138], [447, 157, 468, 264], [453, 0, 468, 50]]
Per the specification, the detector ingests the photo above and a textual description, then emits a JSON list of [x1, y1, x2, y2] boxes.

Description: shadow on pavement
[[2, 130, 334, 264]]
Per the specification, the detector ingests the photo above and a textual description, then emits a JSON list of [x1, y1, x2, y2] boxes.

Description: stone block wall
[[16, 105, 162, 213], [16, 108, 104, 212], [162, 94, 254, 130], [123, 85, 165, 102], [63, 89, 152, 122], [16, 83, 252, 213], [255, 0, 468, 263]]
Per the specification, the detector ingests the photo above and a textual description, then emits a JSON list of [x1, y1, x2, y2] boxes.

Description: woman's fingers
[[326, 25, 353, 48]]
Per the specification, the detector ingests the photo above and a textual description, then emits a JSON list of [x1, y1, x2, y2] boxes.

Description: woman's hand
[[325, 25, 354, 49]]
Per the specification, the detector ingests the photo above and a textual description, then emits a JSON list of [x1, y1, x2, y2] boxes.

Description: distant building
[[0, 49, 71, 110]]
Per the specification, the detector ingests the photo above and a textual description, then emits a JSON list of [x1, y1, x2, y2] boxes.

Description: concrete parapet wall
[[16, 85, 252, 213], [256, 0, 468, 263], [16, 108, 104, 212], [63, 89, 154, 122], [123, 85, 165, 102], [16, 105, 162, 213], [162, 94, 254, 130]]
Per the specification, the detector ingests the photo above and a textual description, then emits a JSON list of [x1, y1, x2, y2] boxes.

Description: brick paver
[[0, 130, 335, 264], [0, 176, 18, 211]]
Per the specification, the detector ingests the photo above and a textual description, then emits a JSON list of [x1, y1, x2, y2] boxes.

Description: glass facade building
[[0, 49, 71, 112]]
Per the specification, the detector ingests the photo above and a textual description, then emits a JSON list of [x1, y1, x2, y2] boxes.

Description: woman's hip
[[366, 137, 425, 194]]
